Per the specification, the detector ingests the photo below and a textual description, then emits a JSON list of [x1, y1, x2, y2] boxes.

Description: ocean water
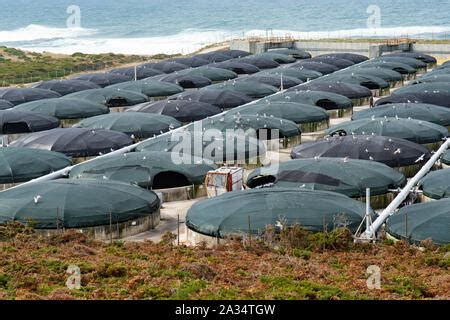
[[0, 0, 449, 55]]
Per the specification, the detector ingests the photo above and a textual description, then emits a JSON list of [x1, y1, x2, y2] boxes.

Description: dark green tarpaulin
[[185, 114, 301, 138], [258, 52, 296, 64], [109, 66, 163, 79], [69, 151, 216, 188], [345, 67, 403, 82], [352, 103, 450, 126], [419, 169, 450, 200], [321, 74, 390, 90], [358, 61, 416, 75], [376, 56, 427, 70], [70, 72, 132, 87], [0, 147, 71, 184], [186, 188, 371, 237], [13, 98, 109, 119], [326, 118, 448, 144], [268, 49, 311, 59], [393, 83, 450, 95], [442, 150, 450, 165], [290, 135, 430, 168], [74, 112, 181, 139], [247, 158, 405, 197], [10, 128, 133, 157], [267, 90, 352, 110], [259, 68, 322, 81], [0, 179, 160, 229], [135, 130, 265, 162], [178, 66, 238, 82], [126, 100, 221, 123], [0, 110, 60, 134], [32, 80, 100, 96], [0, 88, 61, 106], [65, 88, 148, 107], [106, 80, 183, 98], [206, 80, 278, 99], [386, 199, 450, 245], [227, 101, 328, 125], [0, 99, 13, 110], [170, 89, 252, 109]]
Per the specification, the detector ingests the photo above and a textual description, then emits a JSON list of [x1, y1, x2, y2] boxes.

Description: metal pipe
[[363, 138, 450, 238]]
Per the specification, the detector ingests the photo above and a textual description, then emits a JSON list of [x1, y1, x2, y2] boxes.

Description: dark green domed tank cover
[[13, 98, 109, 119], [107, 80, 183, 98], [326, 118, 448, 144], [352, 103, 450, 126], [74, 112, 181, 139], [206, 80, 278, 99], [227, 101, 329, 125], [0, 179, 160, 229], [419, 169, 450, 200], [0, 147, 71, 184], [247, 158, 405, 197], [69, 151, 216, 188], [186, 188, 371, 237], [386, 199, 450, 245], [267, 90, 352, 110], [65, 88, 148, 107], [185, 114, 301, 138]]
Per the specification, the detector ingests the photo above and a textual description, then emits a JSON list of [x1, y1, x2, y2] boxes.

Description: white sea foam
[[0, 24, 97, 42], [1, 24, 450, 55]]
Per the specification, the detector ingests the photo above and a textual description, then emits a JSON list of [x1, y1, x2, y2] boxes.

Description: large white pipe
[[363, 138, 450, 238]]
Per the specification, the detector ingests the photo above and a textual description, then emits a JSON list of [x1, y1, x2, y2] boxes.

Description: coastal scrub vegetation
[[0, 46, 179, 86], [0, 222, 448, 300]]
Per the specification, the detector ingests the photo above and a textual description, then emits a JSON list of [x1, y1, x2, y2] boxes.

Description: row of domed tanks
[[0, 48, 448, 246]]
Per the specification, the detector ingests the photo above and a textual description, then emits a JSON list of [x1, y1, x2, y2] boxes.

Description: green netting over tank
[[0, 179, 160, 229], [247, 158, 405, 197], [206, 80, 278, 98], [377, 56, 427, 70], [227, 101, 329, 125], [442, 150, 450, 165], [185, 114, 301, 138], [135, 130, 265, 163], [326, 118, 448, 144], [69, 151, 216, 188], [345, 67, 403, 82], [267, 49, 311, 59], [352, 103, 450, 126], [186, 188, 371, 238], [419, 169, 450, 200], [358, 61, 416, 75], [266, 90, 352, 110], [321, 73, 390, 89], [13, 98, 109, 119], [394, 83, 450, 96], [259, 68, 322, 81], [386, 199, 450, 245], [258, 52, 296, 64], [65, 88, 148, 107], [74, 112, 181, 139], [0, 147, 72, 184], [106, 79, 184, 98], [178, 66, 238, 82]]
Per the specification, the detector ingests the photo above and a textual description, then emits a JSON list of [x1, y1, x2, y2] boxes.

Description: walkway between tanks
[[123, 198, 200, 243]]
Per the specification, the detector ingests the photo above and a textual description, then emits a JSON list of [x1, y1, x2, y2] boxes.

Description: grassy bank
[[0, 223, 448, 300], [0, 46, 179, 87]]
